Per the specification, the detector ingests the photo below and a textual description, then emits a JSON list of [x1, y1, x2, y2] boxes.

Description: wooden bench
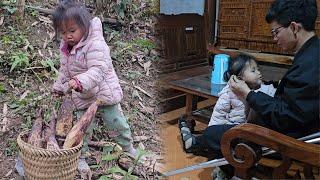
[[221, 123, 320, 179]]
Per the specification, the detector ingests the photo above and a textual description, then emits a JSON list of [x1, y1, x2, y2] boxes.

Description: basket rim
[[17, 130, 83, 153]]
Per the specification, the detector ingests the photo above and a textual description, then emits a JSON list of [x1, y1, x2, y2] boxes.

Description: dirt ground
[[0, 0, 163, 179]]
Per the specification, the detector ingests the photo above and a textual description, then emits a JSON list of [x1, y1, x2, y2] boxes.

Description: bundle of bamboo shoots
[[26, 99, 101, 150]]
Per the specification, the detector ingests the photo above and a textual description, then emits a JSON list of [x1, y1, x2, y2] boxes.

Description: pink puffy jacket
[[208, 84, 276, 126], [53, 17, 123, 109]]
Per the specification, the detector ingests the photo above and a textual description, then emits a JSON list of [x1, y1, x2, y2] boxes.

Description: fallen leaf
[[132, 90, 142, 101], [138, 142, 145, 150], [1, 103, 8, 132], [138, 102, 154, 114], [119, 79, 129, 85], [38, 49, 44, 57], [5, 169, 12, 177], [143, 61, 151, 76], [48, 49, 53, 57], [134, 86, 152, 98], [150, 49, 159, 56], [0, 51, 5, 55], [43, 38, 48, 49], [93, 151, 102, 165], [38, 15, 52, 24], [31, 21, 39, 26], [23, 39, 30, 50], [19, 90, 30, 101], [48, 31, 55, 41], [134, 135, 149, 142], [0, 16, 4, 26]]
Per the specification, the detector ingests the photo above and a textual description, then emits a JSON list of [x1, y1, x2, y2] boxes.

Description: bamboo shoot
[[44, 108, 60, 150], [63, 100, 101, 148], [56, 97, 75, 137], [28, 109, 43, 147]]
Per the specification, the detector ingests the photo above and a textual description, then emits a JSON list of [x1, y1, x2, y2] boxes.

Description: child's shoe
[[123, 144, 146, 162], [179, 117, 198, 153]]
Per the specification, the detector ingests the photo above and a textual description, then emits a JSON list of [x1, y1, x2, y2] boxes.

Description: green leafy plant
[[101, 144, 119, 162], [4, 139, 18, 156], [126, 70, 143, 80], [116, 0, 131, 19], [41, 58, 59, 75], [0, 83, 6, 94], [0, 0, 17, 14], [98, 148, 148, 180], [133, 38, 156, 50], [10, 51, 30, 72], [98, 166, 138, 180]]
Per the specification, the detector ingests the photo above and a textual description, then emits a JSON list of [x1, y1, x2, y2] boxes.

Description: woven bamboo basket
[[17, 131, 83, 180]]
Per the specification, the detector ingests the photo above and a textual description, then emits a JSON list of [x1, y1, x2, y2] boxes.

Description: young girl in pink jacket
[[52, 0, 137, 174], [179, 53, 276, 156]]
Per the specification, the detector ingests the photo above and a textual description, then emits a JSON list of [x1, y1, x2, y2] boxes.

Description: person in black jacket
[[182, 0, 319, 162], [229, 0, 319, 138]]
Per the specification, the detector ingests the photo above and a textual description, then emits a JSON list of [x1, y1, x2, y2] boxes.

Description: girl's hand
[[68, 79, 78, 90], [68, 78, 83, 92], [229, 75, 251, 100]]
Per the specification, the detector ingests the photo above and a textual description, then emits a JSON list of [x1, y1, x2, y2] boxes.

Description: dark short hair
[[223, 53, 255, 82], [52, 0, 92, 40], [265, 0, 317, 31]]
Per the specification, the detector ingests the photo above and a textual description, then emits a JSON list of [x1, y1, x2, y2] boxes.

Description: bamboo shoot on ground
[[63, 100, 101, 149], [44, 108, 60, 150], [56, 97, 75, 137], [28, 109, 43, 147]]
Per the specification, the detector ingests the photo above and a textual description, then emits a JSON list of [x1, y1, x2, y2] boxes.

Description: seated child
[[179, 53, 276, 155]]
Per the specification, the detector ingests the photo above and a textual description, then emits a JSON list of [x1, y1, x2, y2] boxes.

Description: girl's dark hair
[[52, 0, 92, 40], [223, 53, 255, 81]]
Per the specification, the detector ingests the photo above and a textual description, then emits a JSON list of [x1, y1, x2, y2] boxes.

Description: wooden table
[[168, 74, 226, 129]]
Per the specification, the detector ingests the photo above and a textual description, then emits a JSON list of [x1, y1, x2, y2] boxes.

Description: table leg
[[185, 94, 197, 132], [185, 94, 193, 115]]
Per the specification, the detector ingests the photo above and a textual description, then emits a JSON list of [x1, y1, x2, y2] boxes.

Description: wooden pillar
[[204, 0, 217, 46]]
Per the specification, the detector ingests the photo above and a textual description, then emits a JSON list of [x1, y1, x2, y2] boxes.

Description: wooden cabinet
[[156, 14, 208, 73]]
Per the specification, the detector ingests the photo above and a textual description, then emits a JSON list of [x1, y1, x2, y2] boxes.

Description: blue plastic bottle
[[211, 54, 230, 84]]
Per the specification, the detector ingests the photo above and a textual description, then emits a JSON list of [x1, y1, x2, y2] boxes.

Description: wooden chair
[[221, 123, 320, 179]]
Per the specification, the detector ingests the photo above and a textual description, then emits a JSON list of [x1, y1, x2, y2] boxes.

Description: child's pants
[[75, 104, 133, 155]]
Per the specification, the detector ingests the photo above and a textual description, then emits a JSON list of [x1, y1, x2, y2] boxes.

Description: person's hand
[[68, 78, 83, 92], [229, 75, 251, 100], [68, 79, 78, 90]]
